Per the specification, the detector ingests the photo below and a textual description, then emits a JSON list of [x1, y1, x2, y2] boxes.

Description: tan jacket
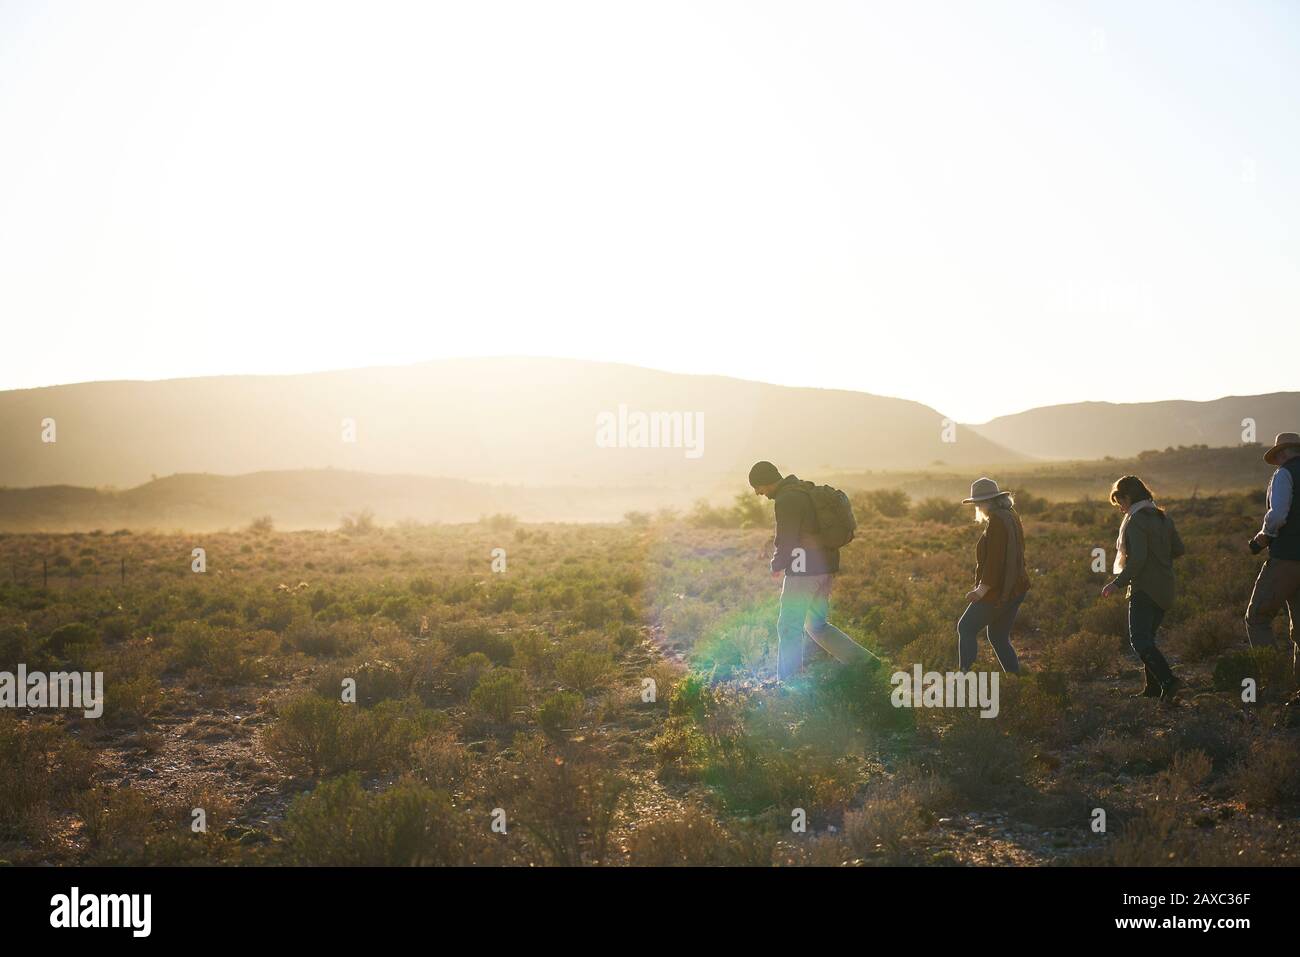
[[974, 507, 1030, 604]]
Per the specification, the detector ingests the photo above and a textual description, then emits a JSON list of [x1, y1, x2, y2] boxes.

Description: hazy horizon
[[3, 0, 1299, 421], [1, 353, 1296, 426]]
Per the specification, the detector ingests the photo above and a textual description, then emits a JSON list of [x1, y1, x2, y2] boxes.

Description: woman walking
[[1101, 475, 1185, 700], [958, 477, 1030, 673]]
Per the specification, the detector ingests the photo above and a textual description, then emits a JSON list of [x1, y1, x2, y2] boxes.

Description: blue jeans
[[957, 593, 1024, 672], [776, 573, 876, 679]]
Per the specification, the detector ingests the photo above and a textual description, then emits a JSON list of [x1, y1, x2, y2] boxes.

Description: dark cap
[[748, 461, 782, 488]]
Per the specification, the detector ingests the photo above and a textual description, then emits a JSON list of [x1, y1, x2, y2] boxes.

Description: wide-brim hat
[[1265, 432, 1300, 466], [963, 476, 1011, 504]]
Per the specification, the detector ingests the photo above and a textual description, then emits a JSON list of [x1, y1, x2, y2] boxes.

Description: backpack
[[786, 480, 857, 549]]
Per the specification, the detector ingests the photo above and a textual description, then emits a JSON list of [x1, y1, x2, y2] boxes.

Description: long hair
[[1109, 475, 1165, 516], [975, 492, 1015, 524]]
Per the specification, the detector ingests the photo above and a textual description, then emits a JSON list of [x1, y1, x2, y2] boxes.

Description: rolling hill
[[0, 470, 724, 532], [968, 393, 1300, 461], [0, 357, 1017, 489]]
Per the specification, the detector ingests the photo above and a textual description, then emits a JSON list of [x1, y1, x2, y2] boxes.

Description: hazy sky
[[1, 0, 1297, 422]]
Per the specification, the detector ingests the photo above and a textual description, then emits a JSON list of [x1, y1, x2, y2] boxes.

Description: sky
[[0, 0, 1297, 423]]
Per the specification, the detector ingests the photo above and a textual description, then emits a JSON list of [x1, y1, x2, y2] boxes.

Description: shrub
[[555, 648, 614, 694], [266, 695, 435, 776], [1213, 646, 1293, 697], [1228, 736, 1300, 809], [938, 714, 1029, 802], [0, 623, 45, 671], [688, 499, 737, 529], [1097, 750, 1218, 866], [509, 738, 629, 865], [843, 777, 942, 864], [1045, 631, 1117, 678], [340, 510, 377, 536], [345, 659, 408, 708], [410, 729, 469, 790], [1014, 490, 1049, 515], [469, 669, 528, 725], [627, 807, 739, 865], [451, 652, 494, 697], [443, 623, 513, 665], [1171, 608, 1241, 662], [103, 673, 163, 726], [914, 497, 961, 524], [284, 774, 467, 865], [0, 716, 94, 840], [864, 488, 910, 519], [47, 622, 100, 663], [538, 691, 584, 735], [74, 787, 160, 864], [169, 622, 267, 685], [482, 513, 519, 532], [284, 619, 359, 658]]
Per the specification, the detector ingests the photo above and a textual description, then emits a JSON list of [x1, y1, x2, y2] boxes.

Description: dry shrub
[[1098, 750, 1217, 866], [843, 770, 950, 864], [1228, 735, 1300, 810], [1169, 607, 1241, 662], [1044, 631, 1118, 679], [627, 806, 739, 866]]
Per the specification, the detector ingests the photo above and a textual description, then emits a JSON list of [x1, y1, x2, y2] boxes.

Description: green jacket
[[1113, 508, 1185, 610]]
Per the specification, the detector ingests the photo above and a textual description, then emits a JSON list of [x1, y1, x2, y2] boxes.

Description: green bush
[[284, 774, 467, 865], [266, 694, 436, 776], [0, 716, 94, 840], [47, 622, 100, 664], [538, 691, 584, 735], [863, 488, 910, 518], [555, 648, 614, 694], [914, 497, 961, 524], [469, 669, 528, 724]]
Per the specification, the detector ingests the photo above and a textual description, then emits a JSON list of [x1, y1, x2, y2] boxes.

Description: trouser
[[1128, 589, 1176, 689], [776, 573, 876, 679], [957, 593, 1024, 673], [1244, 558, 1300, 680]]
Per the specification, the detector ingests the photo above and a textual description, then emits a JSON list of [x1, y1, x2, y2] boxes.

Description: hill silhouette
[[969, 393, 1300, 460], [0, 358, 1016, 489]]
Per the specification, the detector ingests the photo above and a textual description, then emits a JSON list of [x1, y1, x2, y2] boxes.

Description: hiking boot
[[1159, 677, 1183, 704]]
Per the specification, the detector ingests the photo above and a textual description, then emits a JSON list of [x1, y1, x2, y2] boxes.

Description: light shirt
[[1262, 467, 1294, 538]]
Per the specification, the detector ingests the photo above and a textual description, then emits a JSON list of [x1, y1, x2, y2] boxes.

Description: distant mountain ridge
[[3, 359, 1296, 493], [0, 357, 1017, 489], [968, 393, 1300, 461]]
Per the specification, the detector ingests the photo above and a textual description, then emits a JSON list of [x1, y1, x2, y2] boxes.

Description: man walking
[[1245, 432, 1300, 686], [748, 460, 877, 680]]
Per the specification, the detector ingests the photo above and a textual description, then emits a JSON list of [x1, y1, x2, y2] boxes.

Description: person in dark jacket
[[1245, 432, 1300, 687], [1101, 475, 1185, 700], [957, 477, 1028, 673], [749, 461, 876, 680]]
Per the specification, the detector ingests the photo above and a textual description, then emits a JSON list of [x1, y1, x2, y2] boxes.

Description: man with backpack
[[748, 461, 878, 680]]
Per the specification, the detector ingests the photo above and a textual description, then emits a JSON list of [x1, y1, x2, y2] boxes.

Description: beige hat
[[1264, 432, 1300, 466], [963, 476, 1011, 504]]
